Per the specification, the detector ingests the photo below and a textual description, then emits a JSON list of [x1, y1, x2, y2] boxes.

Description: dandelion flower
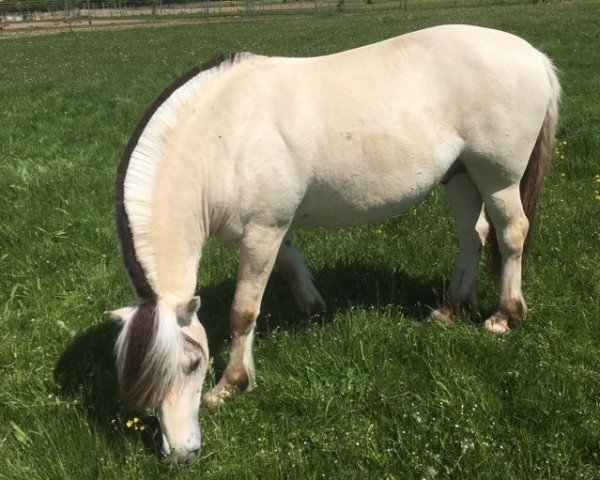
[[126, 420, 134, 428]]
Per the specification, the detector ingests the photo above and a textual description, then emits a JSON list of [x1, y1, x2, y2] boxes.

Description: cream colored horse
[[108, 25, 560, 463]]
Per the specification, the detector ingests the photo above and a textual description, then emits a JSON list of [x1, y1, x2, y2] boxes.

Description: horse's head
[[108, 297, 208, 463]]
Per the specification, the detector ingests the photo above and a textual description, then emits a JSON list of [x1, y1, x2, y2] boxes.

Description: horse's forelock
[[115, 302, 184, 410]]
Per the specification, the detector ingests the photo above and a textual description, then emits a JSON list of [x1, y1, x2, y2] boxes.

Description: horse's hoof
[[429, 306, 453, 325], [307, 297, 327, 315], [484, 314, 510, 334], [202, 387, 231, 410], [296, 285, 327, 314]]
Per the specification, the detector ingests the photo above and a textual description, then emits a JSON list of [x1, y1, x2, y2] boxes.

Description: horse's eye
[[188, 358, 201, 373]]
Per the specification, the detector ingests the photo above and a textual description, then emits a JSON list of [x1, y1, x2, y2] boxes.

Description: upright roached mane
[[114, 52, 252, 409], [109, 25, 560, 462]]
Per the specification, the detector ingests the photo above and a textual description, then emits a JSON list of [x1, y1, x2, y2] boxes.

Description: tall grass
[[0, 2, 599, 479]]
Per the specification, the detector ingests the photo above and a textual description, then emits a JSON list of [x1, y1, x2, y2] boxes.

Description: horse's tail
[[490, 53, 561, 277]]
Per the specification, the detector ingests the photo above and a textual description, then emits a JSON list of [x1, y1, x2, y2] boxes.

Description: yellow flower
[[560, 173, 566, 177], [133, 417, 139, 424], [126, 420, 134, 428], [139, 425, 146, 431], [562, 140, 567, 145]]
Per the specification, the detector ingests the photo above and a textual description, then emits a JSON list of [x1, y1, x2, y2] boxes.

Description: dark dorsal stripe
[[114, 52, 238, 302]]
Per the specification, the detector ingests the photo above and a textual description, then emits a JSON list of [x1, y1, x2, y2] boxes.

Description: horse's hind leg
[[431, 172, 489, 323], [203, 225, 287, 408], [276, 234, 326, 313], [478, 184, 529, 333]]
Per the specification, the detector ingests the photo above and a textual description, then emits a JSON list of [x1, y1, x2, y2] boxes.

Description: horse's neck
[[148, 152, 208, 303], [124, 57, 263, 305]]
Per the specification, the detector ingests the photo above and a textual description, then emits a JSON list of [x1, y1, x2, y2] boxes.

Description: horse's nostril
[[183, 448, 200, 463]]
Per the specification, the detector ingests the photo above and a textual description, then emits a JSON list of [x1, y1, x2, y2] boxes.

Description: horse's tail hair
[[489, 53, 561, 278], [115, 301, 184, 410]]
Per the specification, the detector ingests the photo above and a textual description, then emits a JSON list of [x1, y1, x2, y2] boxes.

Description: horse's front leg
[[203, 225, 287, 409], [276, 234, 326, 314]]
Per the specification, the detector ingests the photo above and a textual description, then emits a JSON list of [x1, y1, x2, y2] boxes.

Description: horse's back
[[205, 26, 555, 231]]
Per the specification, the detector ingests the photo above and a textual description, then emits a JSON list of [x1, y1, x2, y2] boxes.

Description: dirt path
[[0, 17, 214, 37], [0, 2, 333, 38]]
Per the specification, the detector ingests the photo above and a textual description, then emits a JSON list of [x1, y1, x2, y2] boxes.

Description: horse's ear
[[176, 296, 201, 324], [104, 306, 135, 325]]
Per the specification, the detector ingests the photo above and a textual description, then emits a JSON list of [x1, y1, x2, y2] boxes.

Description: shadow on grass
[[52, 319, 163, 453], [53, 261, 443, 450], [200, 261, 444, 374]]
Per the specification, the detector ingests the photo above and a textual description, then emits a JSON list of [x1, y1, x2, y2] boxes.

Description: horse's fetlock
[[225, 368, 250, 392], [500, 297, 527, 326]]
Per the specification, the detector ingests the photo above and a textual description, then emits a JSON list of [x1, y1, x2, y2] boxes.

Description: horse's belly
[[292, 174, 434, 228]]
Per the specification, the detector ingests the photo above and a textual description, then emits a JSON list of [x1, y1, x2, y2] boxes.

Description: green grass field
[[1, 2, 600, 479]]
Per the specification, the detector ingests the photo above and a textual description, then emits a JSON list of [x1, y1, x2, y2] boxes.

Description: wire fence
[[0, 0, 557, 25]]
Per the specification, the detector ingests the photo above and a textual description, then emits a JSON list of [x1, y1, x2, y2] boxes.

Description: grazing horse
[[107, 25, 560, 462]]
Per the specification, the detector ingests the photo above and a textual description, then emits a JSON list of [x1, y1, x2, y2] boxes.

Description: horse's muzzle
[[161, 434, 201, 464]]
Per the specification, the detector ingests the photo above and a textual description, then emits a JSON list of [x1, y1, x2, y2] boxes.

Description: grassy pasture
[[1, 2, 600, 479]]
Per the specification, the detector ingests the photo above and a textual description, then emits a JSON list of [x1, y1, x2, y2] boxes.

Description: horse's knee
[[231, 305, 257, 337]]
